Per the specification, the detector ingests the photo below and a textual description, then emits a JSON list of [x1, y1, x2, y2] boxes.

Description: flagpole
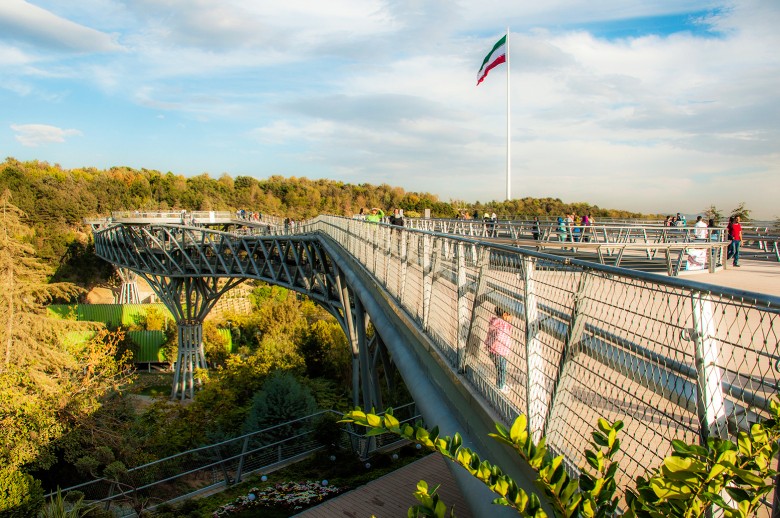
[[506, 27, 511, 201]]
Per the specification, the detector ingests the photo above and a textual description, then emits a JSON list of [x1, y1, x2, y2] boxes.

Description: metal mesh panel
[[312, 216, 780, 512]]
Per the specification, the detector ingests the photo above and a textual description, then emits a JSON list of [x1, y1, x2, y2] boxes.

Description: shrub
[[0, 468, 44, 517]]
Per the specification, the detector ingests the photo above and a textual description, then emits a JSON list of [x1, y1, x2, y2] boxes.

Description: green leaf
[[649, 477, 694, 500], [510, 415, 528, 443], [670, 440, 692, 454], [384, 413, 400, 430], [608, 428, 617, 449], [737, 433, 752, 456], [706, 462, 728, 482], [584, 450, 599, 471], [591, 431, 608, 447], [732, 468, 765, 488]]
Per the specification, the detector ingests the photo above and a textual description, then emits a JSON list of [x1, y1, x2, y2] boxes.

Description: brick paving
[[294, 453, 473, 518]]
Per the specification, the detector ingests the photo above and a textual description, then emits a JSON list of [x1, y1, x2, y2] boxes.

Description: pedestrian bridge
[[92, 214, 780, 515]]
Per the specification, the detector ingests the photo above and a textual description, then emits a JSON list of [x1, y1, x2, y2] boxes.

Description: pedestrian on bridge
[[389, 208, 404, 226], [366, 207, 384, 223], [728, 215, 743, 267], [485, 306, 512, 394]]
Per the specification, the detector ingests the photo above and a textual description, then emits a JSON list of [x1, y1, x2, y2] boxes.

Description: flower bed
[[212, 480, 347, 516]]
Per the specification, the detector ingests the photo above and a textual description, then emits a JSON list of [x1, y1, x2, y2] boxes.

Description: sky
[[1, 1, 778, 219]]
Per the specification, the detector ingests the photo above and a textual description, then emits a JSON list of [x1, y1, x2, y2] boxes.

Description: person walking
[[484, 306, 512, 393], [694, 215, 708, 240], [532, 216, 540, 241], [726, 216, 735, 261], [730, 215, 743, 267]]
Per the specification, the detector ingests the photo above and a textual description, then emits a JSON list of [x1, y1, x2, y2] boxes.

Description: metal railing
[[302, 215, 780, 512], [50, 403, 420, 516]]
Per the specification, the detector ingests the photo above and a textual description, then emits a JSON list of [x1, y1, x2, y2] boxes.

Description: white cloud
[[0, 0, 778, 218], [11, 123, 82, 146], [0, 0, 122, 52]]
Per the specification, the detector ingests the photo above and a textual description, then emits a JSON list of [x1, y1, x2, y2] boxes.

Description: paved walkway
[[679, 256, 780, 297], [294, 453, 473, 518]]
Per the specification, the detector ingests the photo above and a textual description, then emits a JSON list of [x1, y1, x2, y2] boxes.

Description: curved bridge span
[[93, 215, 780, 513]]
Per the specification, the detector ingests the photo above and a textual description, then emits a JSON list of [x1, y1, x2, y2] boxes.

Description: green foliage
[[142, 305, 168, 331], [312, 412, 344, 450], [1, 192, 133, 501], [0, 467, 44, 517], [624, 398, 780, 518], [39, 488, 87, 518], [203, 320, 230, 366], [343, 401, 780, 518], [299, 319, 351, 383], [702, 205, 723, 223], [730, 202, 751, 221], [242, 371, 317, 435], [409, 480, 454, 518], [342, 408, 550, 517]]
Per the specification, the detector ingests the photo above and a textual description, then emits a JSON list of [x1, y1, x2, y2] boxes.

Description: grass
[[149, 445, 428, 517]]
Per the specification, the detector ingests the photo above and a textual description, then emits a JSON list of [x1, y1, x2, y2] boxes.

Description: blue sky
[[1, 0, 778, 219]]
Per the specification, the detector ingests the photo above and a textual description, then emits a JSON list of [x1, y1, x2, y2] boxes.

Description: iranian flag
[[476, 34, 507, 85]]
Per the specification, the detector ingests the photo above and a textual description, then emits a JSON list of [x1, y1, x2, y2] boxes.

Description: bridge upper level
[[91, 214, 780, 514]]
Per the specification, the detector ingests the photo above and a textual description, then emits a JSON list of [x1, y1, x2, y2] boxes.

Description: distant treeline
[[0, 157, 651, 276]]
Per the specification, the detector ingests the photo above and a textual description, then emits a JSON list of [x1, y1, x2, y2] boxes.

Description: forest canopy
[[0, 157, 650, 278]]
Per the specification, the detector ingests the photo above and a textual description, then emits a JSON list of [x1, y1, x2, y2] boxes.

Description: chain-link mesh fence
[[311, 215, 780, 514]]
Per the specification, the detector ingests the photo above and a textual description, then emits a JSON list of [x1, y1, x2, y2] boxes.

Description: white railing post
[[456, 242, 470, 370], [523, 256, 546, 441], [422, 235, 433, 330], [691, 292, 728, 441]]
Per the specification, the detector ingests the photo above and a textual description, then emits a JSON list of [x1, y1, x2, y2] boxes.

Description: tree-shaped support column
[[116, 268, 141, 304], [140, 274, 244, 400]]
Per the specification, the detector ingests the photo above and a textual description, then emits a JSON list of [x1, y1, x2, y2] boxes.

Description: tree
[[242, 371, 317, 438], [730, 202, 751, 221], [702, 205, 723, 224], [0, 190, 131, 515]]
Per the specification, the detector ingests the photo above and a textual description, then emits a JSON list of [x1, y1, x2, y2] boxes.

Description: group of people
[[353, 207, 405, 226], [236, 209, 262, 221], [687, 214, 743, 267], [555, 213, 595, 242], [664, 213, 687, 227]]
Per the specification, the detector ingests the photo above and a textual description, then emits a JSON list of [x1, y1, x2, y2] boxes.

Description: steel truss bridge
[[92, 214, 780, 515]]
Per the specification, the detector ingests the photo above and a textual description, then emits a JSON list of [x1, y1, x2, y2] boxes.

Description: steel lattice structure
[[93, 223, 389, 406]]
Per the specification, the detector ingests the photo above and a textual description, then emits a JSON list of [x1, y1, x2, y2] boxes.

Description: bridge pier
[[139, 274, 244, 400], [116, 268, 141, 304], [336, 270, 383, 412]]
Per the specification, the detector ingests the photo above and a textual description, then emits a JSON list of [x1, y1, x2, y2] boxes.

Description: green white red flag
[[477, 34, 507, 85]]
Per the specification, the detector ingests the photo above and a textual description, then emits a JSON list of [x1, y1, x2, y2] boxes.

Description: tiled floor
[[294, 453, 473, 518]]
